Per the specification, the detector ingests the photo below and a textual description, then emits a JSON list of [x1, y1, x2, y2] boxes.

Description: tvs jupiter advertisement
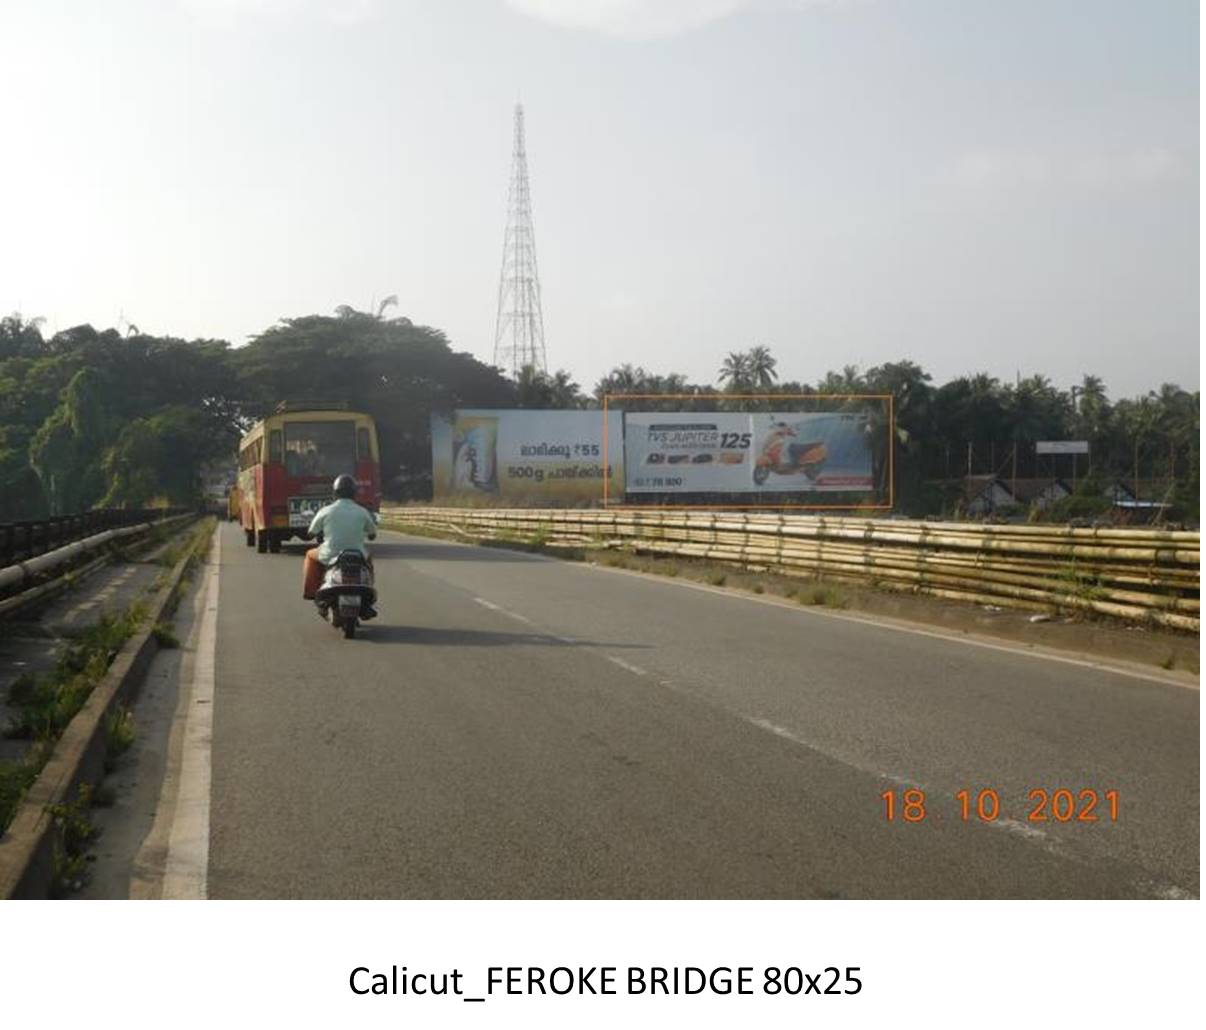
[[432, 410, 623, 503], [623, 412, 874, 494]]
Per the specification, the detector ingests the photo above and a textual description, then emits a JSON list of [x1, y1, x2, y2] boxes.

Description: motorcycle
[[315, 549, 377, 639], [752, 425, 828, 486]]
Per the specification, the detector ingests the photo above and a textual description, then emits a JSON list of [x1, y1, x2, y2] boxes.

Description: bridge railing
[[0, 508, 190, 568], [380, 507, 1200, 632]]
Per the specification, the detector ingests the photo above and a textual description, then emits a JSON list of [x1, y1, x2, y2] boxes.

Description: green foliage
[[797, 581, 850, 609], [232, 309, 516, 496], [151, 623, 180, 648], [2, 321, 241, 517], [2, 308, 1198, 521], [5, 605, 146, 741], [102, 406, 223, 507], [104, 706, 137, 770], [1043, 494, 1114, 522], [47, 783, 100, 894], [1056, 562, 1105, 609], [516, 365, 585, 408], [0, 756, 41, 833]]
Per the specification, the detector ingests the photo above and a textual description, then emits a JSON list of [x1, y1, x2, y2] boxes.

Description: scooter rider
[[302, 474, 378, 619]]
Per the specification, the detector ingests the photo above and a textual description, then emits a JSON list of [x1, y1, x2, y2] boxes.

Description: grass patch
[[47, 783, 100, 896], [1056, 560, 1106, 614], [104, 705, 136, 772], [5, 604, 147, 743], [153, 517, 215, 606], [1159, 653, 1176, 670], [708, 573, 728, 587], [0, 751, 43, 835], [797, 581, 850, 609], [0, 602, 147, 833], [151, 623, 179, 648]]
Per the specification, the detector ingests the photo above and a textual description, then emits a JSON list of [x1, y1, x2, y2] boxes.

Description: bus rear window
[[283, 421, 356, 478]]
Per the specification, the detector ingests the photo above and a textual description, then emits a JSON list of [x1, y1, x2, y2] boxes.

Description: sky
[[0, 0, 1199, 397]]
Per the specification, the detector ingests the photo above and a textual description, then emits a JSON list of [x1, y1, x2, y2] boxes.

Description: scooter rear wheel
[[342, 619, 356, 639]]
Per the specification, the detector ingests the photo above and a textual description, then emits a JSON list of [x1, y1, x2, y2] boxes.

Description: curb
[[0, 520, 213, 899]]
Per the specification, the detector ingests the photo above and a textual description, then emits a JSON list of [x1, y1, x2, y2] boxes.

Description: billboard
[[623, 411, 874, 494], [1036, 441, 1089, 455], [432, 410, 623, 503]]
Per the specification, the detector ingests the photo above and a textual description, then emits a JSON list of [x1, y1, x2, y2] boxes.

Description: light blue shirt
[[308, 498, 377, 564]]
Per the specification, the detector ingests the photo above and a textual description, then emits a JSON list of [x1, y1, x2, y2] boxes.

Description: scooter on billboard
[[752, 422, 828, 486]]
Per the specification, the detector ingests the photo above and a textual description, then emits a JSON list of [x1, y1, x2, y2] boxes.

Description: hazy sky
[[1, 0, 1198, 396]]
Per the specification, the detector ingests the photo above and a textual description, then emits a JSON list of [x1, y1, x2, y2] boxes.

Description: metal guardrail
[[381, 507, 1200, 632], [0, 514, 195, 618], [0, 509, 189, 568]]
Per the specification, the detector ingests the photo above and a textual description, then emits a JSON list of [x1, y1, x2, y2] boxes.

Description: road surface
[[183, 521, 1198, 898]]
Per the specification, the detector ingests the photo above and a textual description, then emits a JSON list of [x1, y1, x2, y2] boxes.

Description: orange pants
[[302, 549, 325, 600], [303, 549, 373, 600]]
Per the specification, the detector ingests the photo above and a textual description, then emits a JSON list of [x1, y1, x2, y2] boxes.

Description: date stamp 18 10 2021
[[881, 788, 1119, 824]]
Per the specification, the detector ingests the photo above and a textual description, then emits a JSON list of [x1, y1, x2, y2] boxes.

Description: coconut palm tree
[[718, 352, 752, 392], [747, 346, 778, 389]]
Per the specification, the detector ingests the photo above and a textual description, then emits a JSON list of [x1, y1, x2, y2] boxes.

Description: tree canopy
[[0, 316, 1197, 521]]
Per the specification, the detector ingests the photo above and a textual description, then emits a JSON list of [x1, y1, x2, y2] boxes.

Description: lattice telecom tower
[[493, 104, 547, 377]]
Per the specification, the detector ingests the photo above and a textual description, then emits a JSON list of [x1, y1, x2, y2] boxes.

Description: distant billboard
[[623, 412, 874, 494], [431, 410, 623, 503], [1036, 441, 1089, 455]]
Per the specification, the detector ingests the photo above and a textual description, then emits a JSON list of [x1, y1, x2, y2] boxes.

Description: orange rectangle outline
[[601, 393, 894, 510]]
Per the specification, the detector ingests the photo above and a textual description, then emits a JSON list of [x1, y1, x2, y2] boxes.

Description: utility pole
[[493, 104, 548, 378]]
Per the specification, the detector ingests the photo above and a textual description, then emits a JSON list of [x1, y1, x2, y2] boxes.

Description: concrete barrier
[[0, 521, 212, 899]]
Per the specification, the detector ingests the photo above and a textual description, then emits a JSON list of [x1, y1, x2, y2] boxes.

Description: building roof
[[1008, 477, 1071, 502]]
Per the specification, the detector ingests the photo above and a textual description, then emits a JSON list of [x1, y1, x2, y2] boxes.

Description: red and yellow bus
[[237, 403, 381, 553]]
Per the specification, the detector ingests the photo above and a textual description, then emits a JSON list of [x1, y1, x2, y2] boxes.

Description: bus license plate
[[289, 497, 326, 528]]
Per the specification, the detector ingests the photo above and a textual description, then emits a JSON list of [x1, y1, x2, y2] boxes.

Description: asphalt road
[[207, 521, 1199, 899]]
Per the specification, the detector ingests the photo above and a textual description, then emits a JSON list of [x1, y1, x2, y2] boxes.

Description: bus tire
[[244, 528, 255, 547], [256, 529, 268, 553]]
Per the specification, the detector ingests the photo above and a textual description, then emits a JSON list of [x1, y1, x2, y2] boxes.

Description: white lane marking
[[475, 595, 534, 625], [745, 716, 922, 789], [585, 563, 1196, 690], [749, 715, 1060, 850], [743, 715, 1195, 898], [992, 818, 1050, 843], [1143, 882, 1196, 900], [160, 527, 220, 899], [606, 655, 647, 677]]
